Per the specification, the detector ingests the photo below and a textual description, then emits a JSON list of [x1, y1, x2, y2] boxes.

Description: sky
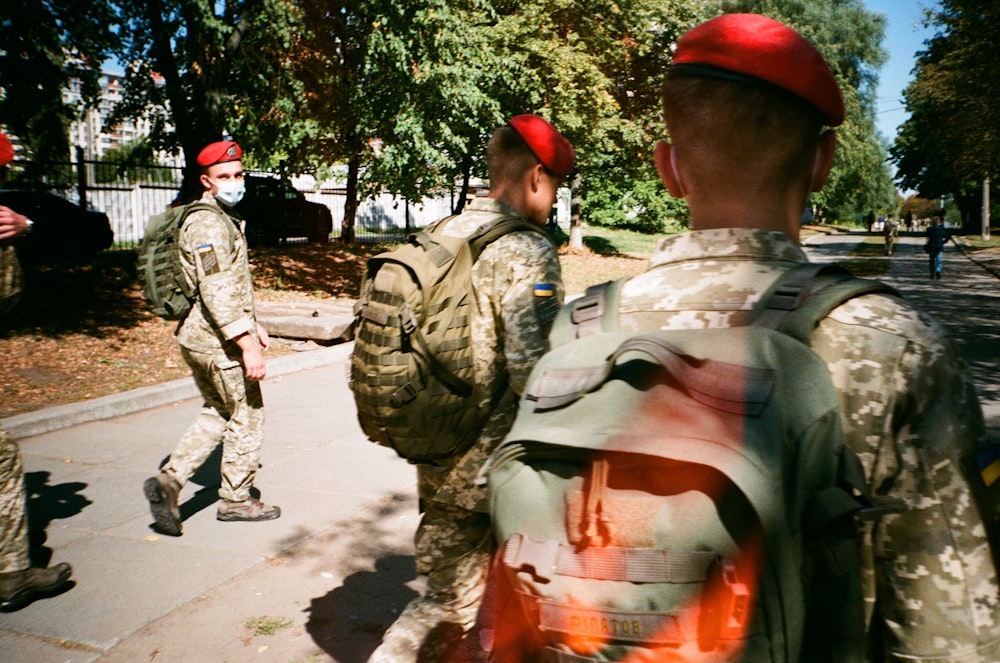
[[862, 0, 938, 143]]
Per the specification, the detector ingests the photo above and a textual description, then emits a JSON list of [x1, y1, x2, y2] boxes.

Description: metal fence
[[6, 154, 572, 249]]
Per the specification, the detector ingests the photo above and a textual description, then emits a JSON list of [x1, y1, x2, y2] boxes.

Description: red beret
[[0, 134, 14, 167], [508, 114, 576, 177], [196, 140, 243, 167], [671, 13, 844, 127]]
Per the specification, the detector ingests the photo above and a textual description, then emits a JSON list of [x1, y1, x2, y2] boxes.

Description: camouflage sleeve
[[180, 211, 254, 341], [815, 295, 1000, 662], [490, 231, 564, 395]]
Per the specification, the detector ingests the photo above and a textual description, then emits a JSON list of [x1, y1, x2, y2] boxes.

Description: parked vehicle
[[236, 174, 333, 246], [0, 190, 114, 266]]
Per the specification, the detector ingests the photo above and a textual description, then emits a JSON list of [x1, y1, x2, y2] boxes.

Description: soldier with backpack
[[484, 14, 1000, 663], [365, 115, 574, 663], [143, 140, 280, 537]]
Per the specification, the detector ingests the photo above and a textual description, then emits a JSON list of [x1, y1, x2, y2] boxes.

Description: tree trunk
[[569, 176, 584, 251], [454, 156, 473, 215], [341, 152, 360, 243]]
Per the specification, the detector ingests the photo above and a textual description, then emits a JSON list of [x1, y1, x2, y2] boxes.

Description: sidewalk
[[3, 231, 999, 663], [803, 230, 1000, 435], [2, 344, 421, 663]]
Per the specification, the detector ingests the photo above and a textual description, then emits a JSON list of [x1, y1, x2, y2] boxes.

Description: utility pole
[[983, 178, 991, 241]]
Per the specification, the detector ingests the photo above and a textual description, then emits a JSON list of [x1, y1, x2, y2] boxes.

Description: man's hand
[[235, 332, 267, 381], [256, 322, 271, 351], [0, 205, 29, 241]]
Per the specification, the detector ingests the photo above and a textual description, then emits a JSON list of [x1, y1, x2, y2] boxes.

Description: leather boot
[[217, 496, 281, 522], [0, 563, 72, 611], [143, 471, 182, 535]]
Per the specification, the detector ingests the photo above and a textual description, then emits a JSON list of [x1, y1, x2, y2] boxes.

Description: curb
[[1, 342, 354, 440]]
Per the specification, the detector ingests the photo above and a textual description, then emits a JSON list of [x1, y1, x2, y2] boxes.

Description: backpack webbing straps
[[502, 533, 718, 584], [527, 334, 773, 414], [399, 216, 545, 399], [750, 263, 898, 344], [565, 277, 626, 339], [468, 216, 551, 261], [177, 202, 239, 297]]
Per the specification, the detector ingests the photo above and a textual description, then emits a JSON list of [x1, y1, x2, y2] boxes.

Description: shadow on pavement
[[25, 470, 91, 567], [308, 553, 418, 663], [288, 489, 419, 661]]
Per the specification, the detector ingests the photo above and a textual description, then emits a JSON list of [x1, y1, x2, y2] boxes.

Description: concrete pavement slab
[[1, 343, 419, 662]]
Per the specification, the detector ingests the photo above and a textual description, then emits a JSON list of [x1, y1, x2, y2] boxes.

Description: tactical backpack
[[348, 215, 549, 463], [137, 202, 235, 320], [485, 263, 904, 662]]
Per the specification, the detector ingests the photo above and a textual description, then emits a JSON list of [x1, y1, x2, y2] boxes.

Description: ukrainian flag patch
[[977, 445, 1000, 486], [534, 283, 555, 297]]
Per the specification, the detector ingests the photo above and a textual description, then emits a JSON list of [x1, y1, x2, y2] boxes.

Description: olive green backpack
[[348, 215, 549, 463], [137, 202, 235, 320], [486, 264, 904, 662]]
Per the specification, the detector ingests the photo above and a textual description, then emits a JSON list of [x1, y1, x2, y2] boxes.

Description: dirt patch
[[0, 241, 648, 419]]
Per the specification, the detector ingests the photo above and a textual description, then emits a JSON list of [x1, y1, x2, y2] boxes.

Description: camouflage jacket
[[175, 192, 257, 354], [426, 197, 564, 513], [617, 228, 1000, 662]]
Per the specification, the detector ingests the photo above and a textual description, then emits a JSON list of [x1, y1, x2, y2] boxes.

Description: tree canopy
[[2, 0, 900, 235], [890, 0, 999, 230]]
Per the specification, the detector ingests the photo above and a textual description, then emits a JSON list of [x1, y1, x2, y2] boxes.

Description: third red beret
[[508, 114, 576, 177], [670, 13, 844, 127], [196, 140, 243, 167], [0, 134, 14, 167]]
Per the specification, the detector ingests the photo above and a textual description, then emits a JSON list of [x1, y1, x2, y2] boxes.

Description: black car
[[236, 174, 333, 246], [0, 190, 114, 266]]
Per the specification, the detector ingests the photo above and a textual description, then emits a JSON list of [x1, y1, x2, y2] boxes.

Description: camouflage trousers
[[162, 347, 265, 502], [0, 427, 30, 574], [368, 469, 493, 663]]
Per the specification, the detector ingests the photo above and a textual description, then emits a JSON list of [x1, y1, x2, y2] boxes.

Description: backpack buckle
[[699, 559, 750, 650], [768, 284, 807, 311], [399, 306, 417, 335], [502, 534, 559, 584]]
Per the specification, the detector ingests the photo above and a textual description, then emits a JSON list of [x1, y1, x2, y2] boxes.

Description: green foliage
[[12, 0, 897, 237], [583, 176, 689, 233], [890, 0, 999, 231], [93, 140, 177, 184], [0, 0, 116, 167]]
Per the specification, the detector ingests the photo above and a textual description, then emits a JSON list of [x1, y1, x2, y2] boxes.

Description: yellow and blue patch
[[534, 283, 555, 298], [977, 445, 1000, 487]]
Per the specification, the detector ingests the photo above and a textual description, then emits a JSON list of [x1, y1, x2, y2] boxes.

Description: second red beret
[[508, 114, 576, 177]]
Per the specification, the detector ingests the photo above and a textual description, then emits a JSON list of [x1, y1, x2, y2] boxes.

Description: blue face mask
[[210, 178, 246, 206]]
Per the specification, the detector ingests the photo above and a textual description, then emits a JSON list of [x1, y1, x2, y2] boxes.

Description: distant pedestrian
[[0, 154, 73, 609], [883, 215, 899, 255], [143, 140, 279, 537], [925, 215, 952, 279], [366, 115, 574, 662]]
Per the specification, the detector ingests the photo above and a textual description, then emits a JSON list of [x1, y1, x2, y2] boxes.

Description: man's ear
[[528, 162, 546, 192], [199, 173, 214, 192], [809, 131, 837, 193], [655, 141, 685, 198]]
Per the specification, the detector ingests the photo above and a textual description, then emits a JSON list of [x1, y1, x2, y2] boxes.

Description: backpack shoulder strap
[[467, 216, 551, 261], [749, 263, 898, 344], [552, 277, 627, 346], [178, 202, 238, 247]]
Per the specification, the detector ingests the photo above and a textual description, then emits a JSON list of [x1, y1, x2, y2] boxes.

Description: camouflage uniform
[[369, 197, 563, 662], [0, 426, 29, 574], [615, 227, 1000, 662], [160, 192, 265, 503]]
